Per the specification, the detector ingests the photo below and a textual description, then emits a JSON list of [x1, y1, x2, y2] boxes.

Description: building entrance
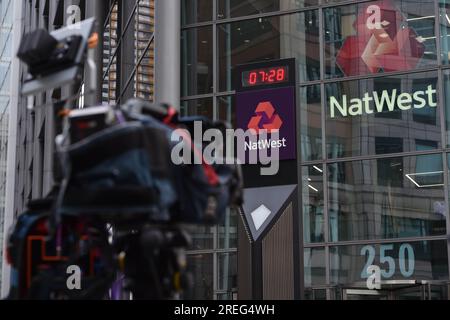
[[339, 281, 449, 300]]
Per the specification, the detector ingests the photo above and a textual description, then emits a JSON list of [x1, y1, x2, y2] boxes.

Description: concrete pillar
[[85, 0, 107, 106], [154, 0, 180, 110]]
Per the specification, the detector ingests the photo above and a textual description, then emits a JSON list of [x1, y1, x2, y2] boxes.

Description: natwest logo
[[247, 101, 283, 134], [336, 0, 425, 76], [236, 87, 296, 161]]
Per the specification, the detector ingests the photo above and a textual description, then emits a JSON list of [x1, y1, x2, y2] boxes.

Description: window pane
[[300, 84, 322, 161], [442, 70, 450, 147], [326, 72, 440, 159], [186, 253, 214, 299], [330, 241, 449, 285], [218, 252, 237, 291], [439, 0, 450, 64], [217, 292, 236, 300], [181, 27, 213, 96], [102, 2, 119, 104], [181, 98, 214, 119], [218, 10, 320, 91], [185, 225, 215, 250], [219, 208, 238, 249], [135, 0, 154, 102], [302, 165, 324, 243], [328, 154, 446, 242], [324, 0, 437, 79], [217, 95, 236, 127], [305, 288, 327, 300], [217, 0, 318, 19], [304, 247, 326, 287], [182, 0, 213, 25]]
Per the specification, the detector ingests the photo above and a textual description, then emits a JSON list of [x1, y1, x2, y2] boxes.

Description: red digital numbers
[[276, 68, 285, 81], [249, 72, 257, 85], [243, 66, 288, 87], [268, 69, 276, 82]]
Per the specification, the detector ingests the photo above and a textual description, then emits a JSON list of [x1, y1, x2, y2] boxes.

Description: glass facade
[[182, 0, 450, 299], [102, 0, 155, 104], [0, 0, 13, 290]]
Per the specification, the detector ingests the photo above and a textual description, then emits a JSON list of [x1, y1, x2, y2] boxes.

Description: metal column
[[85, 0, 107, 106], [154, 0, 180, 110]]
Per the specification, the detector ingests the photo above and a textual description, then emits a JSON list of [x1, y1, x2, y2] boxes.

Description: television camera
[[5, 19, 243, 300]]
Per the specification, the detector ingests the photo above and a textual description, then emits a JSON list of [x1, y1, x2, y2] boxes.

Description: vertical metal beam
[[154, 0, 180, 110], [295, 60, 304, 300], [436, 0, 450, 288]]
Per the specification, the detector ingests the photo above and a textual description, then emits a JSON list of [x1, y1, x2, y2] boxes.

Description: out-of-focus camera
[[17, 30, 83, 77], [16, 18, 95, 96], [68, 105, 117, 143]]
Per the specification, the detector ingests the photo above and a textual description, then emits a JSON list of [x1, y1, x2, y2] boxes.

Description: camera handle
[[45, 31, 99, 242]]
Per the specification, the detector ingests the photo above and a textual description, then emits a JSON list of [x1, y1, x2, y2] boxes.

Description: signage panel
[[236, 87, 297, 161]]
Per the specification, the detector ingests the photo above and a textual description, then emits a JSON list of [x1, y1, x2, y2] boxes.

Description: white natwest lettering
[[329, 85, 437, 118], [244, 138, 287, 151]]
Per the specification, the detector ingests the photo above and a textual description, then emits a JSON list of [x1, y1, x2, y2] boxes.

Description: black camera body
[[17, 29, 83, 77], [17, 18, 95, 96], [61, 100, 243, 226]]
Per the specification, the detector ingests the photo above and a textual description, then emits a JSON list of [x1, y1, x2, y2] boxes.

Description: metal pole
[[84, 0, 107, 106], [154, 0, 180, 110]]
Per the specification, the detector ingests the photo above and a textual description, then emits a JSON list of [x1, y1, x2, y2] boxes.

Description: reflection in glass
[[442, 70, 450, 147], [218, 252, 237, 291], [304, 288, 327, 300], [134, 1, 154, 102], [439, 0, 450, 64], [181, 27, 213, 96], [217, 95, 236, 128], [217, 292, 236, 300], [181, 97, 215, 251], [302, 165, 324, 243], [304, 247, 326, 287], [300, 85, 322, 161], [218, 10, 320, 91], [328, 154, 446, 242], [324, 0, 437, 79], [182, 0, 213, 25], [326, 72, 440, 159], [219, 208, 238, 249], [102, 2, 118, 104], [217, 0, 318, 19], [181, 98, 214, 119], [187, 253, 214, 299], [330, 241, 449, 285], [185, 225, 215, 250]]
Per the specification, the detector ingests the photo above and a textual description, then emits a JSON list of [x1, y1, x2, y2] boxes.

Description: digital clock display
[[242, 66, 289, 87]]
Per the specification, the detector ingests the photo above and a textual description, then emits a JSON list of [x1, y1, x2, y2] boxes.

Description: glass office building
[[181, 0, 450, 300], [0, 0, 14, 292]]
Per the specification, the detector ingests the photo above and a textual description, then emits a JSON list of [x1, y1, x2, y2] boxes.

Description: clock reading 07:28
[[242, 66, 289, 87]]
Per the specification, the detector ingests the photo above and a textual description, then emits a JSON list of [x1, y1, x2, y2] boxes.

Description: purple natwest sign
[[236, 86, 297, 161]]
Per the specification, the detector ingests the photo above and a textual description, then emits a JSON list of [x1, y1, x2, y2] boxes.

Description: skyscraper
[[0, 0, 21, 297]]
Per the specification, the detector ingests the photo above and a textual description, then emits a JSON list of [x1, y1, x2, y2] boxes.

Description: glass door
[[392, 285, 426, 300], [342, 289, 390, 300]]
